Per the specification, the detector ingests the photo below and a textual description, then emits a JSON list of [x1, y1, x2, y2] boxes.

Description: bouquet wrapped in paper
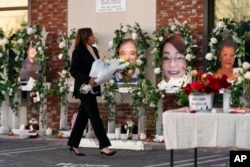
[[80, 58, 129, 94]]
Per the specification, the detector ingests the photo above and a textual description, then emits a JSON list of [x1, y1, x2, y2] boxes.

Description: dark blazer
[[70, 46, 101, 99]]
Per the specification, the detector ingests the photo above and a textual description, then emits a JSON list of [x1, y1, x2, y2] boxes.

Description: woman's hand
[[89, 77, 97, 87]]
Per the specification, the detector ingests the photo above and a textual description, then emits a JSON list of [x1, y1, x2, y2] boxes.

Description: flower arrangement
[[0, 28, 11, 104], [121, 120, 138, 139], [55, 28, 76, 112], [205, 18, 245, 72], [184, 70, 232, 95], [152, 18, 197, 78], [230, 61, 250, 107], [103, 22, 158, 120]]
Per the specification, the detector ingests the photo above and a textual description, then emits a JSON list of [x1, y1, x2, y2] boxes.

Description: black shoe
[[100, 150, 117, 157], [69, 147, 85, 156]]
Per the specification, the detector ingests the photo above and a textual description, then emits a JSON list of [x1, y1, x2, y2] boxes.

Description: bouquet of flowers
[[80, 58, 129, 94], [184, 70, 231, 95]]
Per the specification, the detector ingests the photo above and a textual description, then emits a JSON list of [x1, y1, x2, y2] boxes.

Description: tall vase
[[242, 82, 250, 110], [223, 89, 230, 113], [188, 92, 213, 112]]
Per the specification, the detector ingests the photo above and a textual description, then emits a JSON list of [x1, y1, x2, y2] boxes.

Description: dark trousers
[[67, 94, 111, 149]]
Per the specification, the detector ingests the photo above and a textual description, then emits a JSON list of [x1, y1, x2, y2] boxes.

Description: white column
[[60, 99, 68, 130], [107, 106, 116, 133], [39, 98, 47, 135], [156, 98, 163, 135], [12, 91, 21, 129], [138, 107, 146, 134], [1, 95, 10, 133]]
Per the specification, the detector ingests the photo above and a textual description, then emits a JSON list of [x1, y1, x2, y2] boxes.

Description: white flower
[[0, 53, 3, 58], [236, 76, 243, 84], [154, 67, 161, 74], [58, 53, 63, 60], [62, 69, 67, 75], [59, 41, 66, 48], [233, 68, 241, 76], [185, 54, 192, 61], [131, 32, 137, 40], [242, 62, 250, 70], [210, 37, 218, 44], [150, 103, 155, 108], [108, 40, 113, 48], [171, 25, 176, 31], [37, 46, 42, 51], [205, 53, 213, 60], [244, 71, 250, 80], [238, 68, 244, 74], [136, 59, 143, 66], [183, 20, 187, 25], [40, 93, 45, 99], [1, 90, 6, 95], [137, 92, 142, 96], [158, 36, 163, 42], [109, 79, 115, 85], [121, 26, 128, 33], [17, 38, 24, 44], [109, 92, 114, 96], [128, 69, 133, 74], [27, 27, 34, 35], [2, 37, 9, 44], [216, 21, 225, 28]]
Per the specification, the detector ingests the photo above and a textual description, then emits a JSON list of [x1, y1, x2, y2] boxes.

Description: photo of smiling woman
[[157, 34, 188, 90], [213, 37, 238, 82]]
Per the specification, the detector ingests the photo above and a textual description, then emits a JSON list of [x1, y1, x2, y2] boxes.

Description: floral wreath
[[103, 22, 159, 120], [152, 18, 196, 79], [1, 24, 48, 125], [55, 28, 76, 113], [205, 18, 245, 73], [0, 28, 12, 105]]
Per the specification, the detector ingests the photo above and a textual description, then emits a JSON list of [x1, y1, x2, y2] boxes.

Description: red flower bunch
[[184, 70, 231, 95]]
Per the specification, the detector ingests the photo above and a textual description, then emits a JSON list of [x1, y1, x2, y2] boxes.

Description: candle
[[46, 127, 52, 136], [19, 124, 25, 131], [115, 127, 121, 139]]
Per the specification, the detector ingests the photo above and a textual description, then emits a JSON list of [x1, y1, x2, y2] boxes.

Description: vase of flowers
[[242, 83, 250, 108], [184, 70, 231, 112], [234, 61, 250, 110]]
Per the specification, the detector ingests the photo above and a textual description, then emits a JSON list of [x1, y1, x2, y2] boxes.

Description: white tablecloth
[[163, 111, 250, 150]]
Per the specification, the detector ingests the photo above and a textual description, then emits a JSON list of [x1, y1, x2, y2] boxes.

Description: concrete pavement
[[0, 134, 231, 167]]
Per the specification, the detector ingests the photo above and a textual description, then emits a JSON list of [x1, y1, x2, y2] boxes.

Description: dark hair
[[24, 41, 36, 60], [160, 34, 185, 57], [117, 38, 137, 53], [217, 37, 238, 57], [74, 28, 93, 49]]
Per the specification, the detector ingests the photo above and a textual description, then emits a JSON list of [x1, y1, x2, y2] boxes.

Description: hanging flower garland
[[0, 28, 12, 104], [55, 28, 76, 112], [152, 19, 197, 79], [205, 18, 245, 73], [103, 22, 157, 119]]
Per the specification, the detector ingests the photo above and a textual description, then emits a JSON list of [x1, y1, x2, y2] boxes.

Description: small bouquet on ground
[[80, 58, 129, 94]]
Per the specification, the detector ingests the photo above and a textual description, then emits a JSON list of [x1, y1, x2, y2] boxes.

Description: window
[[0, 0, 28, 37], [215, 0, 250, 23]]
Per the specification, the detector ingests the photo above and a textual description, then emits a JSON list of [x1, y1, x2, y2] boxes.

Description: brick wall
[[28, 0, 206, 135], [30, 0, 68, 129]]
